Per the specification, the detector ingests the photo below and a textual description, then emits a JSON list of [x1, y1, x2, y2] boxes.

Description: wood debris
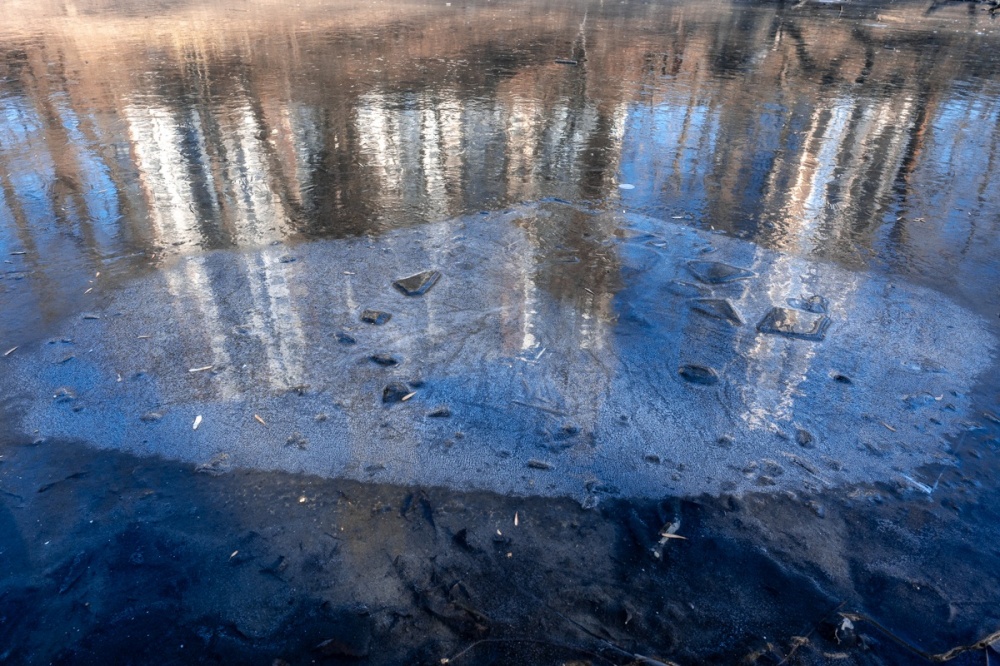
[[652, 518, 686, 559]]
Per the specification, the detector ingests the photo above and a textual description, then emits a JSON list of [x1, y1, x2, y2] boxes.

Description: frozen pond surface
[[2, 203, 995, 501]]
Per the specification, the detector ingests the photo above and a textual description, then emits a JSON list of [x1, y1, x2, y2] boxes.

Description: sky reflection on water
[[0, 0, 999, 346]]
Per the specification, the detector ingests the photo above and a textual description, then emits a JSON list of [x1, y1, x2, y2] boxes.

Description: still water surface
[[2, 0, 999, 337]]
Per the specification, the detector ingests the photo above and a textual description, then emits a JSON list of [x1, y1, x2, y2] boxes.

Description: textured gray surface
[[2, 203, 994, 503]]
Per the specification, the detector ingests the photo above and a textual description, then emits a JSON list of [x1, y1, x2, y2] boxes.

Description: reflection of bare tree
[[2, 0, 1000, 347]]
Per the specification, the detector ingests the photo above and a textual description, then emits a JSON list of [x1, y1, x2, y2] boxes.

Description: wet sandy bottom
[[1, 427, 999, 665]]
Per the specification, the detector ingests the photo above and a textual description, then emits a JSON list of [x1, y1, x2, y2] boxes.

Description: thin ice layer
[[0, 204, 994, 503]]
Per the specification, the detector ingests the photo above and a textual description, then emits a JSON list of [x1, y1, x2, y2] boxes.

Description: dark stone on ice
[[527, 459, 553, 470], [361, 310, 391, 325], [53, 387, 76, 403], [285, 432, 308, 449], [553, 423, 580, 440], [678, 364, 719, 385], [757, 307, 830, 341], [690, 298, 743, 325], [668, 280, 710, 298], [795, 428, 815, 448], [382, 383, 411, 403], [554, 58, 578, 65], [428, 406, 451, 418], [369, 353, 399, 367], [278, 255, 297, 264], [686, 260, 755, 284], [392, 270, 441, 296], [832, 372, 852, 384], [762, 459, 784, 476], [788, 294, 828, 314], [336, 331, 357, 344]]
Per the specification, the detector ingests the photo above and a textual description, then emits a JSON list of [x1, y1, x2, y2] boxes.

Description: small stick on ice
[[189, 365, 213, 373], [254, 414, 267, 426], [514, 512, 519, 527], [401, 392, 417, 402], [652, 518, 686, 559], [880, 421, 896, 432], [3, 347, 16, 357], [192, 415, 203, 430], [901, 474, 933, 494]]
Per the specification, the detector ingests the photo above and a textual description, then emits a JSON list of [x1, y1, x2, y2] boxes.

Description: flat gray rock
[[678, 364, 719, 385], [361, 310, 391, 325], [690, 298, 743, 326], [393, 270, 441, 296], [686, 260, 755, 284], [757, 307, 831, 341]]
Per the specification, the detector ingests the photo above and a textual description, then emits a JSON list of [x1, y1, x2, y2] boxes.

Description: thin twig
[[778, 601, 846, 665], [842, 612, 1000, 662]]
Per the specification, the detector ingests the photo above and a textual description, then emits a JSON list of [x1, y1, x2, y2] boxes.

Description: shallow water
[[2, 0, 1000, 662]]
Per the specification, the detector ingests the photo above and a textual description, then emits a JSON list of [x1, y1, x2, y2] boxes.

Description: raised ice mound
[[1, 203, 995, 502]]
